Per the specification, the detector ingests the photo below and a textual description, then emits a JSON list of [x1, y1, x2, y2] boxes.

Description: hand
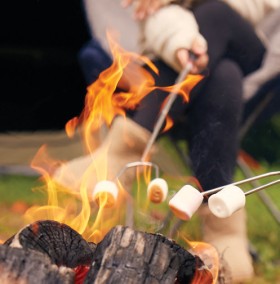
[[121, 0, 164, 20], [176, 36, 209, 74]]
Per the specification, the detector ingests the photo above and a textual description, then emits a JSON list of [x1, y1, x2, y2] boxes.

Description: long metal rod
[[202, 171, 280, 196], [141, 61, 194, 162], [237, 157, 280, 223], [245, 179, 280, 196], [116, 161, 159, 180]]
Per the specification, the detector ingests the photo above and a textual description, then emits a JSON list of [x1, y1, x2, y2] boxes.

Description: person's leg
[[193, 0, 265, 75], [132, 60, 181, 132], [132, 58, 243, 191], [188, 59, 243, 191], [78, 39, 112, 85], [188, 59, 254, 282]]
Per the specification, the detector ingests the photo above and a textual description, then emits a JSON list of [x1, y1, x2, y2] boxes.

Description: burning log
[[2, 221, 213, 283], [0, 245, 74, 284], [4, 220, 95, 268], [84, 226, 212, 283]]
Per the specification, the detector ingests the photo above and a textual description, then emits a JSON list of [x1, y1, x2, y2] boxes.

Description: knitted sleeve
[[142, 4, 203, 71]]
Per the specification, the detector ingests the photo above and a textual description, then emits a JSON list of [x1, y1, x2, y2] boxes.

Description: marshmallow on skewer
[[208, 185, 246, 218], [147, 178, 168, 204], [92, 180, 119, 208], [169, 185, 203, 221]]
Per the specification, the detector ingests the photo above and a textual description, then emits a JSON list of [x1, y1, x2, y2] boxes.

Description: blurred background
[[1, 1, 280, 162], [0, 0, 89, 131]]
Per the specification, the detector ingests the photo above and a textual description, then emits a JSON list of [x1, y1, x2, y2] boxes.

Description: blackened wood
[[0, 245, 74, 284], [4, 220, 95, 268], [85, 225, 211, 284], [177, 255, 213, 283]]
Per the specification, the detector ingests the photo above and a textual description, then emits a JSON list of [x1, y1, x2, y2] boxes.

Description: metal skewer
[[119, 57, 195, 228], [237, 158, 280, 224], [166, 171, 280, 237], [116, 161, 160, 180], [202, 171, 280, 196], [116, 55, 195, 182], [141, 58, 195, 162]]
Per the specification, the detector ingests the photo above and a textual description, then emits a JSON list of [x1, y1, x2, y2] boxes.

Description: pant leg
[[131, 1, 265, 192], [78, 39, 112, 85], [133, 59, 244, 192], [193, 0, 266, 75], [188, 59, 243, 191], [132, 60, 179, 132]]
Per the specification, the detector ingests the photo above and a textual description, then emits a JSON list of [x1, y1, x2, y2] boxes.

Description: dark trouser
[[132, 0, 265, 191]]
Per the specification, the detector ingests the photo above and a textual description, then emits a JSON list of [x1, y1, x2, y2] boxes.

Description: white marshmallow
[[147, 178, 168, 203], [168, 185, 203, 221], [92, 180, 119, 208], [208, 185, 246, 218]]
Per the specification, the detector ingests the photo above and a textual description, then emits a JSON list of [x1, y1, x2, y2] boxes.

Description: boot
[[53, 116, 151, 194], [199, 205, 254, 283]]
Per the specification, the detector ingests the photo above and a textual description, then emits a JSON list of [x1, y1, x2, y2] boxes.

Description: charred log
[[2, 222, 214, 283], [0, 245, 74, 284], [4, 220, 95, 268], [85, 226, 212, 284]]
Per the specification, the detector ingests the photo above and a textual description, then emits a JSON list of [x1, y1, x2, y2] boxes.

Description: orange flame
[[25, 145, 92, 235], [26, 33, 203, 243], [162, 115, 174, 132], [66, 33, 160, 153], [188, 240, 219, 284], [66, 33, 202, 154]]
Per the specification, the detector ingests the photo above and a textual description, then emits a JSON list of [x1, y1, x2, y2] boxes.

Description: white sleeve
[[142, 5, 202, 71]]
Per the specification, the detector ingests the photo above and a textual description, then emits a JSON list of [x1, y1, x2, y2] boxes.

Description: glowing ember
[[187, 240, 219, 284], [74, 265, 90, 284]]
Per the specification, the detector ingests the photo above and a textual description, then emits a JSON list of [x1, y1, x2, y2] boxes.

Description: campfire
[[2, 34, 279, 283]]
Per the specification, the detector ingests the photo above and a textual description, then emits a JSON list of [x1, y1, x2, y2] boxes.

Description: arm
[[142, 4, 208, 73]]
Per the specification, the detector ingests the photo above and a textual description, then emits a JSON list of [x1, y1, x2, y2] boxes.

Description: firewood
[[4, 220, 95, 268], [2, 222, 214, 283], [0, 245, 74, 284], [84, 225, 212, 284]]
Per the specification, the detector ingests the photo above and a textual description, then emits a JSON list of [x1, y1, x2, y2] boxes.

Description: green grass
[[243, 166, 280, 283], [0, 175, 45, 239], [0, 175, 44, 205], [0, 142, 279, 282]]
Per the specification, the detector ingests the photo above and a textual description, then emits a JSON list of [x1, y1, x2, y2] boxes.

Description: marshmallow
[[92, 180, 119, 208], [169, 185, 203, 221], [147, 178, 168, 204], [208, 185, 246, 218]]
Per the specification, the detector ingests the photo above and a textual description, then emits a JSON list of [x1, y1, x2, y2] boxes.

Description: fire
[[24, 33, 203, 244], [64, 32, 202, 154], [188, 240, 219, 284], [66, 34, 158, 153]]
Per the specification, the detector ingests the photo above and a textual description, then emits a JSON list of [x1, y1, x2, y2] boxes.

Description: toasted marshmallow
[[93, 180, 119, 208], [147, 178, 168, 204]]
